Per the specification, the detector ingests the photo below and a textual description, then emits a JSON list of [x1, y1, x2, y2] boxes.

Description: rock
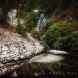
[[0, 32, 44, 63], [0, 31, 44, 76]]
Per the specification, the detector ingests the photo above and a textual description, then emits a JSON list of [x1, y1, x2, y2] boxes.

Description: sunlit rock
[[0, 31, 44, 75], [0, 32, 44, 63]]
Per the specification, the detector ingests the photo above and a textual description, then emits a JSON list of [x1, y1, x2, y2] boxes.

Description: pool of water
[[29, 54, 64, 63]]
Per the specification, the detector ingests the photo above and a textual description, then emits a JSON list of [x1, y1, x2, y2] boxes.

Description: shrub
[[44, 20, 74, 49], [16, 12, 38, 36], [23, 13, 37, 32], [16, 24, 26, 37], [44, 25, 61, 49], [59, 31, 78, 53]]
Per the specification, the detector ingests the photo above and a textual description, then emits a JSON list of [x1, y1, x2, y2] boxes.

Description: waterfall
[[8, 9, 17, 26], [36, 13, 47, 32]]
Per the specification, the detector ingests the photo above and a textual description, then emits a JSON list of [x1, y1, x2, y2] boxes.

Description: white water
[[29, 54, 64, 63], [8, 9, 17, 26], [8, 9, 24, 26], [48, 50, 67, 54]]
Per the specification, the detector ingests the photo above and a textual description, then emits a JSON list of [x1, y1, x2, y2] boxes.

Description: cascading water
[[8, 9, 17, 26], [36, 13, 47, 32]]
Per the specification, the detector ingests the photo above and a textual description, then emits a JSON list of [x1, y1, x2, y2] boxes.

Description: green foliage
[[16, 24, 27, 37], [59, 31, 78, 53], [23, 12, 38, 32], [44, 25, 61, 48], [16, 12, 38, 36], [23, 0, 40, 12], [44, 21, 78, 51], [44, 20, 78, 50]]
